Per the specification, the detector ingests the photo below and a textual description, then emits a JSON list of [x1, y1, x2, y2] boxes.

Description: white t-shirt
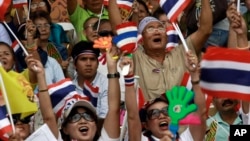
[[141, 127, 193, 141]]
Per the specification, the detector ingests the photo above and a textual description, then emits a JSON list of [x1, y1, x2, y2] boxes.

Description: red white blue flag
[[113, 22, 138, 53], [159, 0, 192, 22], [83, 81, 99, 107], [11, 40, 20, 53], [166, 25, 179, 52], [13, 0, 27, 8], [200, 47, 250, 101], [104, 0, 134, 11], [48, 78, 88, 118], [0, 105, 11, 141]]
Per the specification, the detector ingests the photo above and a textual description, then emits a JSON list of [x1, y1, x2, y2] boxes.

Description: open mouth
[[79, 126, 89, 134], [159, 121, 168, 130], [153, 38, 162, 43], [222, 100, 234, 107]]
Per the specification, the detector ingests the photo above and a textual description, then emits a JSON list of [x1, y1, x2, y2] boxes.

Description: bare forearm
[[37, 74, 58, 138], [125, 86, 141, 141], [108, 0, 123, 34]]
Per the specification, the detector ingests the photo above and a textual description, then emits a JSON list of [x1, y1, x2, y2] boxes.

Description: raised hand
[[165, 86, 197, 136]]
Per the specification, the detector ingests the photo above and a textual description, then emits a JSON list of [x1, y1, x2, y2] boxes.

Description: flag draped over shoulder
[[83, 81, 99, 107], [48, 78, 89, 118], [200, 47, 250, 101], [159, 0, 192, 22], [0, 105, 11, 141], [0, 66, 37, 119], [13, 0, 27, 8]]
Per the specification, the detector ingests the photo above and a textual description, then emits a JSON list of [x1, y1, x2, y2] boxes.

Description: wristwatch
[[107, 72, 120, 78]]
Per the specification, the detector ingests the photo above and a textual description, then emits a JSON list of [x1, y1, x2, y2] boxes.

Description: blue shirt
[[206, 112, 242, 141]]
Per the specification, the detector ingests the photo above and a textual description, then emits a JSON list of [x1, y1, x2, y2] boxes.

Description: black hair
[[137, 0, 151, 16], [71, 41, 100, 64], [152, 7, 166, 19], [30, 10, 52, 25], [0, 41, 18, 71]]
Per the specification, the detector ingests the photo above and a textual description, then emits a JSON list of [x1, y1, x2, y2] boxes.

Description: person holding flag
[[8, 54, 60, 140], [108, 0, 212, 100], [119, 49, 206, 141]]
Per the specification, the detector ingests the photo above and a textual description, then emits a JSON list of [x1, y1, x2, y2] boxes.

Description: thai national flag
[[0, 105, 12, 141], [200, 47, 250, 101], [113, 22, 138, 53], [48, 78, 88, 118], [103, 0, 134, 11], [13, 0, 27, 8], [160, 0, 192, 22], [180, 72, 192, 90], [83, 81, 99, 107], [166, 25, 179, 52], [11, 40, 20, 53]]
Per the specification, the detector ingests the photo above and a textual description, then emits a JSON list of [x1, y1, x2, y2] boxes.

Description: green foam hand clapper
[[165, 86, 197, 137]]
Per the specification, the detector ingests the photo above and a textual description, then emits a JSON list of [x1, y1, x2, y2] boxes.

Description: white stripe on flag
[[200, 81, 250, 94], [117, 37, 137, 47], [201, 60, 250, 71]]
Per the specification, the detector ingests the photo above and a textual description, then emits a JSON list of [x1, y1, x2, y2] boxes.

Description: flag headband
[[73, 50, 99, 62], [138, 16, 164, 34]]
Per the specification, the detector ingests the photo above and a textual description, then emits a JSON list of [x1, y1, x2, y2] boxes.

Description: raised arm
[[25, 55, 59, 139], [108, 0, 123, 34], [103, 46, 120, 138], [189, 0, 212, 55], [67, 0, 78, 15], [119, 53, 141, 141], [185, 51, 206, 141], [227, 1, 248, 49]]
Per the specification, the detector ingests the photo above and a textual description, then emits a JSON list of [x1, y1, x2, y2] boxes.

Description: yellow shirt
[[133, 37, 196, 100]]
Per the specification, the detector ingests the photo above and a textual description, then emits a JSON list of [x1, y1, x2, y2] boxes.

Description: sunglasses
[[147, 106, 168, 120], [68, 112, 95, 123], [8, 116, 30, 124], [98, 30, 114, 37]]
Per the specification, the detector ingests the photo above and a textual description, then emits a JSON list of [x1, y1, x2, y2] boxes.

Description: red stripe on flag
[[137, 87, 145, 109]]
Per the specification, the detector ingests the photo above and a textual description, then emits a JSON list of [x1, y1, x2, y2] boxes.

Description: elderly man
[[108, 0, 212, 100], [67, 0, 109, 41]]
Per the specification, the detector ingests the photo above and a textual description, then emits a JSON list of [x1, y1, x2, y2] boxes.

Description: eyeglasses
[[98, 30, 114, 37], [36, 23, 51, 30], [68, 112, 95, 123], [31, 1, 46, 9], [84, 24, 96, 30], [147, 106, 168, 120], [145, 27, 165, 34], [8, 116, 30, 124]]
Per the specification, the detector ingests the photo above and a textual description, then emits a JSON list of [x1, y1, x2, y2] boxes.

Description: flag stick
[[237, 0, 240, 13], [3, 21, 29, 56], [15, 10, 20, 25], [0, 68, 15, 133], [172, 22, 196, 68], [96, 4, 104, 32]]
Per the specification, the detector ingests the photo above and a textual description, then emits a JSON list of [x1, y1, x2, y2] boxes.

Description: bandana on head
[[138, 16, 163, 34]]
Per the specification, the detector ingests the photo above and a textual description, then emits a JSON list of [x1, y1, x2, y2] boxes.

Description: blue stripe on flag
[[50, 84, 76, 108], [168, 34, 179, 43], [201, 68, 250, 86], [0, 106, 7, 120], [113, 31, 138, 44], [83, 87, 98, 107], [161, 0, 177, 15]]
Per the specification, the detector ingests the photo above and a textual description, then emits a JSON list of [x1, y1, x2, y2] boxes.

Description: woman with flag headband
[[119, 49, 206, 140]]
